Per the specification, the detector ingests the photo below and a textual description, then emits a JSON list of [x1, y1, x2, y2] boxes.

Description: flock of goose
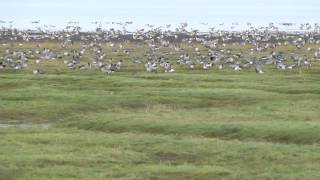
[[0, 22, 319, 75]]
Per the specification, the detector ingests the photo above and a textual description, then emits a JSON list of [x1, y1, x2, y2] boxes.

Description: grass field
[[1, 42, 320, 179]]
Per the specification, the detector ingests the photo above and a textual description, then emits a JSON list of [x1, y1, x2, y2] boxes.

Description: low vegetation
[[0, 42, 320, 179]]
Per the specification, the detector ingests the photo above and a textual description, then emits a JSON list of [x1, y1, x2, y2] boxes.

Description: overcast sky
[[1, 0, 319, 30]]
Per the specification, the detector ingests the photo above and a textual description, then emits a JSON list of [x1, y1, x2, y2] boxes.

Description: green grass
[[0, 42, 320, 179]]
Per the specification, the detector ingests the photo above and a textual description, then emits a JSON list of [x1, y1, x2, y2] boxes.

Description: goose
[[230, 64, 242, 71], [255, 65, 264, 74], [100, 64, 113, 74], [67, 60, 78, 69], [202, 63, 212, 70], [0, 62, 6, 69], [10, 61, 24, 70], [115, 60, 122, 70], [32, 69, 42, 75], [145, 62, 157, 72], [277, 63, 286, 70], [78, 63, 91, 70], [110, 63, 120, 71], [164, 62, 174, 73]]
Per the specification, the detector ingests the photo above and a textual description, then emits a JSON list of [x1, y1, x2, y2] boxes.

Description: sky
[[1, 0, 319, 31]]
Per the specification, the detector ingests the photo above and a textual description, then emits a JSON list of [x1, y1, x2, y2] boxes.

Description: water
[[1, 0, 320, 31]]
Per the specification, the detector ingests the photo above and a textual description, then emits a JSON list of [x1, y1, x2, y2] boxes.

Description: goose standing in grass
[[145, 62, 157, 72], [255, 64, 264, 74], [78, 62, 91, 70], [99, 61, 121, 75], [0, 62, 6, 69], [202, 62, 212, 70], [232, 64, 242, 71], [32, 69, 42, 75], [164, 62, 174, 73], [100, 64, 113, 74]]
